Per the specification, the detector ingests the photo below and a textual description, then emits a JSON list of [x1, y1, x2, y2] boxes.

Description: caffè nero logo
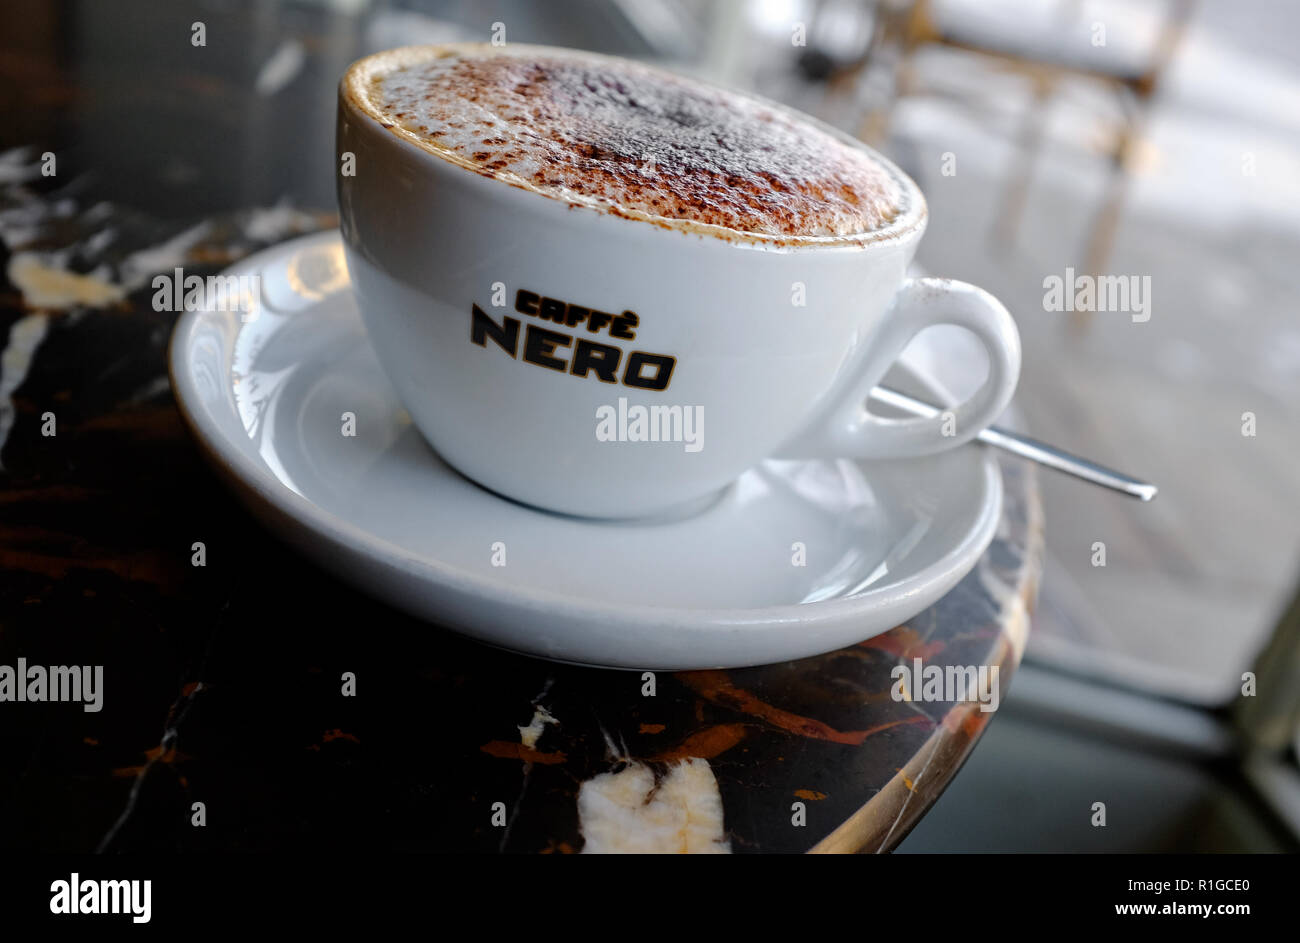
[[471, 287, 677, 390]]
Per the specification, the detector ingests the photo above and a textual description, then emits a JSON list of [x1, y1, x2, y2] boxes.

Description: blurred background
[[2, 0, 1298, 851]]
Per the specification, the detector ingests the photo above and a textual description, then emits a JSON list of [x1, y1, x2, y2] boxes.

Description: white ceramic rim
[[167, 232, 1001, 638], [341, 42, 928, 250]]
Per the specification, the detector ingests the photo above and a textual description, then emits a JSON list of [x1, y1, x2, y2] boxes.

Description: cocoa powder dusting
[[371, 49, 905, 237]]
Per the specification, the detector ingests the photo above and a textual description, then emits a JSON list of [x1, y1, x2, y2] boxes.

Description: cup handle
[[777, 277, 1021, 460]]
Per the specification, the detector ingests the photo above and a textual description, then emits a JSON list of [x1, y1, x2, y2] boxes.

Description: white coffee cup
[[337, 44, 1020, 519]]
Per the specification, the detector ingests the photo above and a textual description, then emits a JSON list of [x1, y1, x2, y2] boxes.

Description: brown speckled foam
[[368, 48, 905, 238]]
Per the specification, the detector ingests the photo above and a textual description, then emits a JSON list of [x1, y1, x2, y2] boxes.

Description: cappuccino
[[336, 44, 1020, 519], [353, 45, 905, 238]]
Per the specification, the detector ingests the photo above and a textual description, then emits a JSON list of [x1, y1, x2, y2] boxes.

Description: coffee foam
[[357, 46, 907, 239]]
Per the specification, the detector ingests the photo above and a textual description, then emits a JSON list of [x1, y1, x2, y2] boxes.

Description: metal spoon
[[870, 385, 1158, 501]]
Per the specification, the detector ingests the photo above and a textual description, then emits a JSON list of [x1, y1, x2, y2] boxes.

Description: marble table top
[[0, 191, 1042, 852]]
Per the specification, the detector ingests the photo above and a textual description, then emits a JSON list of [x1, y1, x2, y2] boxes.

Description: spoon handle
[[870, 385, 1158, 501]]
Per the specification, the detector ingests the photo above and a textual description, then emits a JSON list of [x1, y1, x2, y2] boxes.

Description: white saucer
[[168, 231, 1002, 669]]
